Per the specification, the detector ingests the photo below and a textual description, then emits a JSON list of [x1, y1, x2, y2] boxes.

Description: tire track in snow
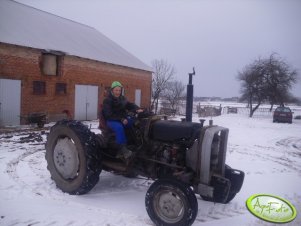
[[276, 137, 301, 157], [229, 137, 301, 174], [195, 200, 248, 223], [2, 131, 64, 198], [5, 147, 48, 195]]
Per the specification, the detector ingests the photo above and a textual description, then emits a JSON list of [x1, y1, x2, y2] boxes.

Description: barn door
[[0, 79, 21, 126], [135, 89, 141, 107], [74, 85, 98, 120]]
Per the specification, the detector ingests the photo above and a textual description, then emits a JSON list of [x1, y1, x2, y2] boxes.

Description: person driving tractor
[[102, 81, 143, 159]]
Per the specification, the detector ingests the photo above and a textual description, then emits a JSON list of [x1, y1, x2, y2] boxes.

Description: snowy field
[[0, 113, 300, 226]]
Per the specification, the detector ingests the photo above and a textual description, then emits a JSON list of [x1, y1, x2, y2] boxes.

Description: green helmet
[[111, 81, 123, 89]]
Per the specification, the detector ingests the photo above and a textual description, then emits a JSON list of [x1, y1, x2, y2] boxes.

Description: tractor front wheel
[[145, 178, 198, 226]]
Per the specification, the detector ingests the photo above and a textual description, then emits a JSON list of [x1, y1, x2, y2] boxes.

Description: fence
[[158, 101, 301, 118], [223, 106, 301, 117]]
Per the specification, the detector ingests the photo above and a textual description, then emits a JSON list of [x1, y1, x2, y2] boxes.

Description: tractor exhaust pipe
[[186, 67, 195, 122]]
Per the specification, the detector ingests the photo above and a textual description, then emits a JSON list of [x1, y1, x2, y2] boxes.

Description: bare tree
[[238, 59, 266, 117], [151, 59, 175, 113], [264, 54, 298, 110], [163, 80, 186, 113], [237, 54, 298, 117]]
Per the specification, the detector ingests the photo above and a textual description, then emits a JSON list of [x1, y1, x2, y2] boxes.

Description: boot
[[116, 145, 132, 159]]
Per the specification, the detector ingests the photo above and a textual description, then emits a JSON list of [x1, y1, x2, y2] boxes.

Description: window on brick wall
[[33, 81, 46, 95], [56, 83, 67, 95], [41, 53, 61, 76]]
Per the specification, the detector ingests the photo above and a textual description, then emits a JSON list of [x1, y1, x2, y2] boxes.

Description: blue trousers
[[106, 117, 134, 145]]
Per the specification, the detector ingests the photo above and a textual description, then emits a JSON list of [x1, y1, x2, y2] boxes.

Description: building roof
[[0, 0, 151, 72]]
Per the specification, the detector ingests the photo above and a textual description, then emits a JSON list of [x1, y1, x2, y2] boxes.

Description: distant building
[[0, 0, 152, 126]]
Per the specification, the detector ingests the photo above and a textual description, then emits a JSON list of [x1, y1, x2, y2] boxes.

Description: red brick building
[[0, 0, 152, 126]]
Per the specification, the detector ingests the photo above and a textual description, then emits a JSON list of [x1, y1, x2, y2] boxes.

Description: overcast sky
[[15, 0, 301, 98]]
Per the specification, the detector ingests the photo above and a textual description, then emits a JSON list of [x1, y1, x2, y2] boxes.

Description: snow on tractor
[[45, 111, 244, 226]]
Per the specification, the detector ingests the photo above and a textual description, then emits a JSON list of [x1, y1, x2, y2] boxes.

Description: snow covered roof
[[0, 0, 151, 72]]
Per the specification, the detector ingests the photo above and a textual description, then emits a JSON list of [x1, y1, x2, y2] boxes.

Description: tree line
[[151, 54, 299, 117]]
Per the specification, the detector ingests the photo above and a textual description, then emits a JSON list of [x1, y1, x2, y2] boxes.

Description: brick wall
[[0, 43, 152, 122]]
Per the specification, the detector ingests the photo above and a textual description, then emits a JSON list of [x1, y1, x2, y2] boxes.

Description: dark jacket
[[102, 92, 139, 121]]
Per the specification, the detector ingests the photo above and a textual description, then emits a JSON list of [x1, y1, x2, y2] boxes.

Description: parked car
[[273, 106, 293, 123]]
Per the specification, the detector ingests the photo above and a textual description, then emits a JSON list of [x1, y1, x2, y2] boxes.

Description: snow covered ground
[[0, 113, 300, 226]]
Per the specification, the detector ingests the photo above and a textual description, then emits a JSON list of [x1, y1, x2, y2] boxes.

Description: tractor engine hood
[[150, 120, 202, 143]]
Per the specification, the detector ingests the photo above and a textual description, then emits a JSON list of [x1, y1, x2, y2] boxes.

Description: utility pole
[[186, 67, 195, 122]]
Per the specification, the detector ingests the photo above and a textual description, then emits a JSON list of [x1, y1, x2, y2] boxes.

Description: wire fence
[[159, 101, 301, 118]]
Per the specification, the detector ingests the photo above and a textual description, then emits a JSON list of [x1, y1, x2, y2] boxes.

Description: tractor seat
[[150, 120, 202, 143]]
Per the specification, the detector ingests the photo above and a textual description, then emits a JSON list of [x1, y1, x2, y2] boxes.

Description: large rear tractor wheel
[[45, 120, 102, 195], [145, 178, 198, 226]]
